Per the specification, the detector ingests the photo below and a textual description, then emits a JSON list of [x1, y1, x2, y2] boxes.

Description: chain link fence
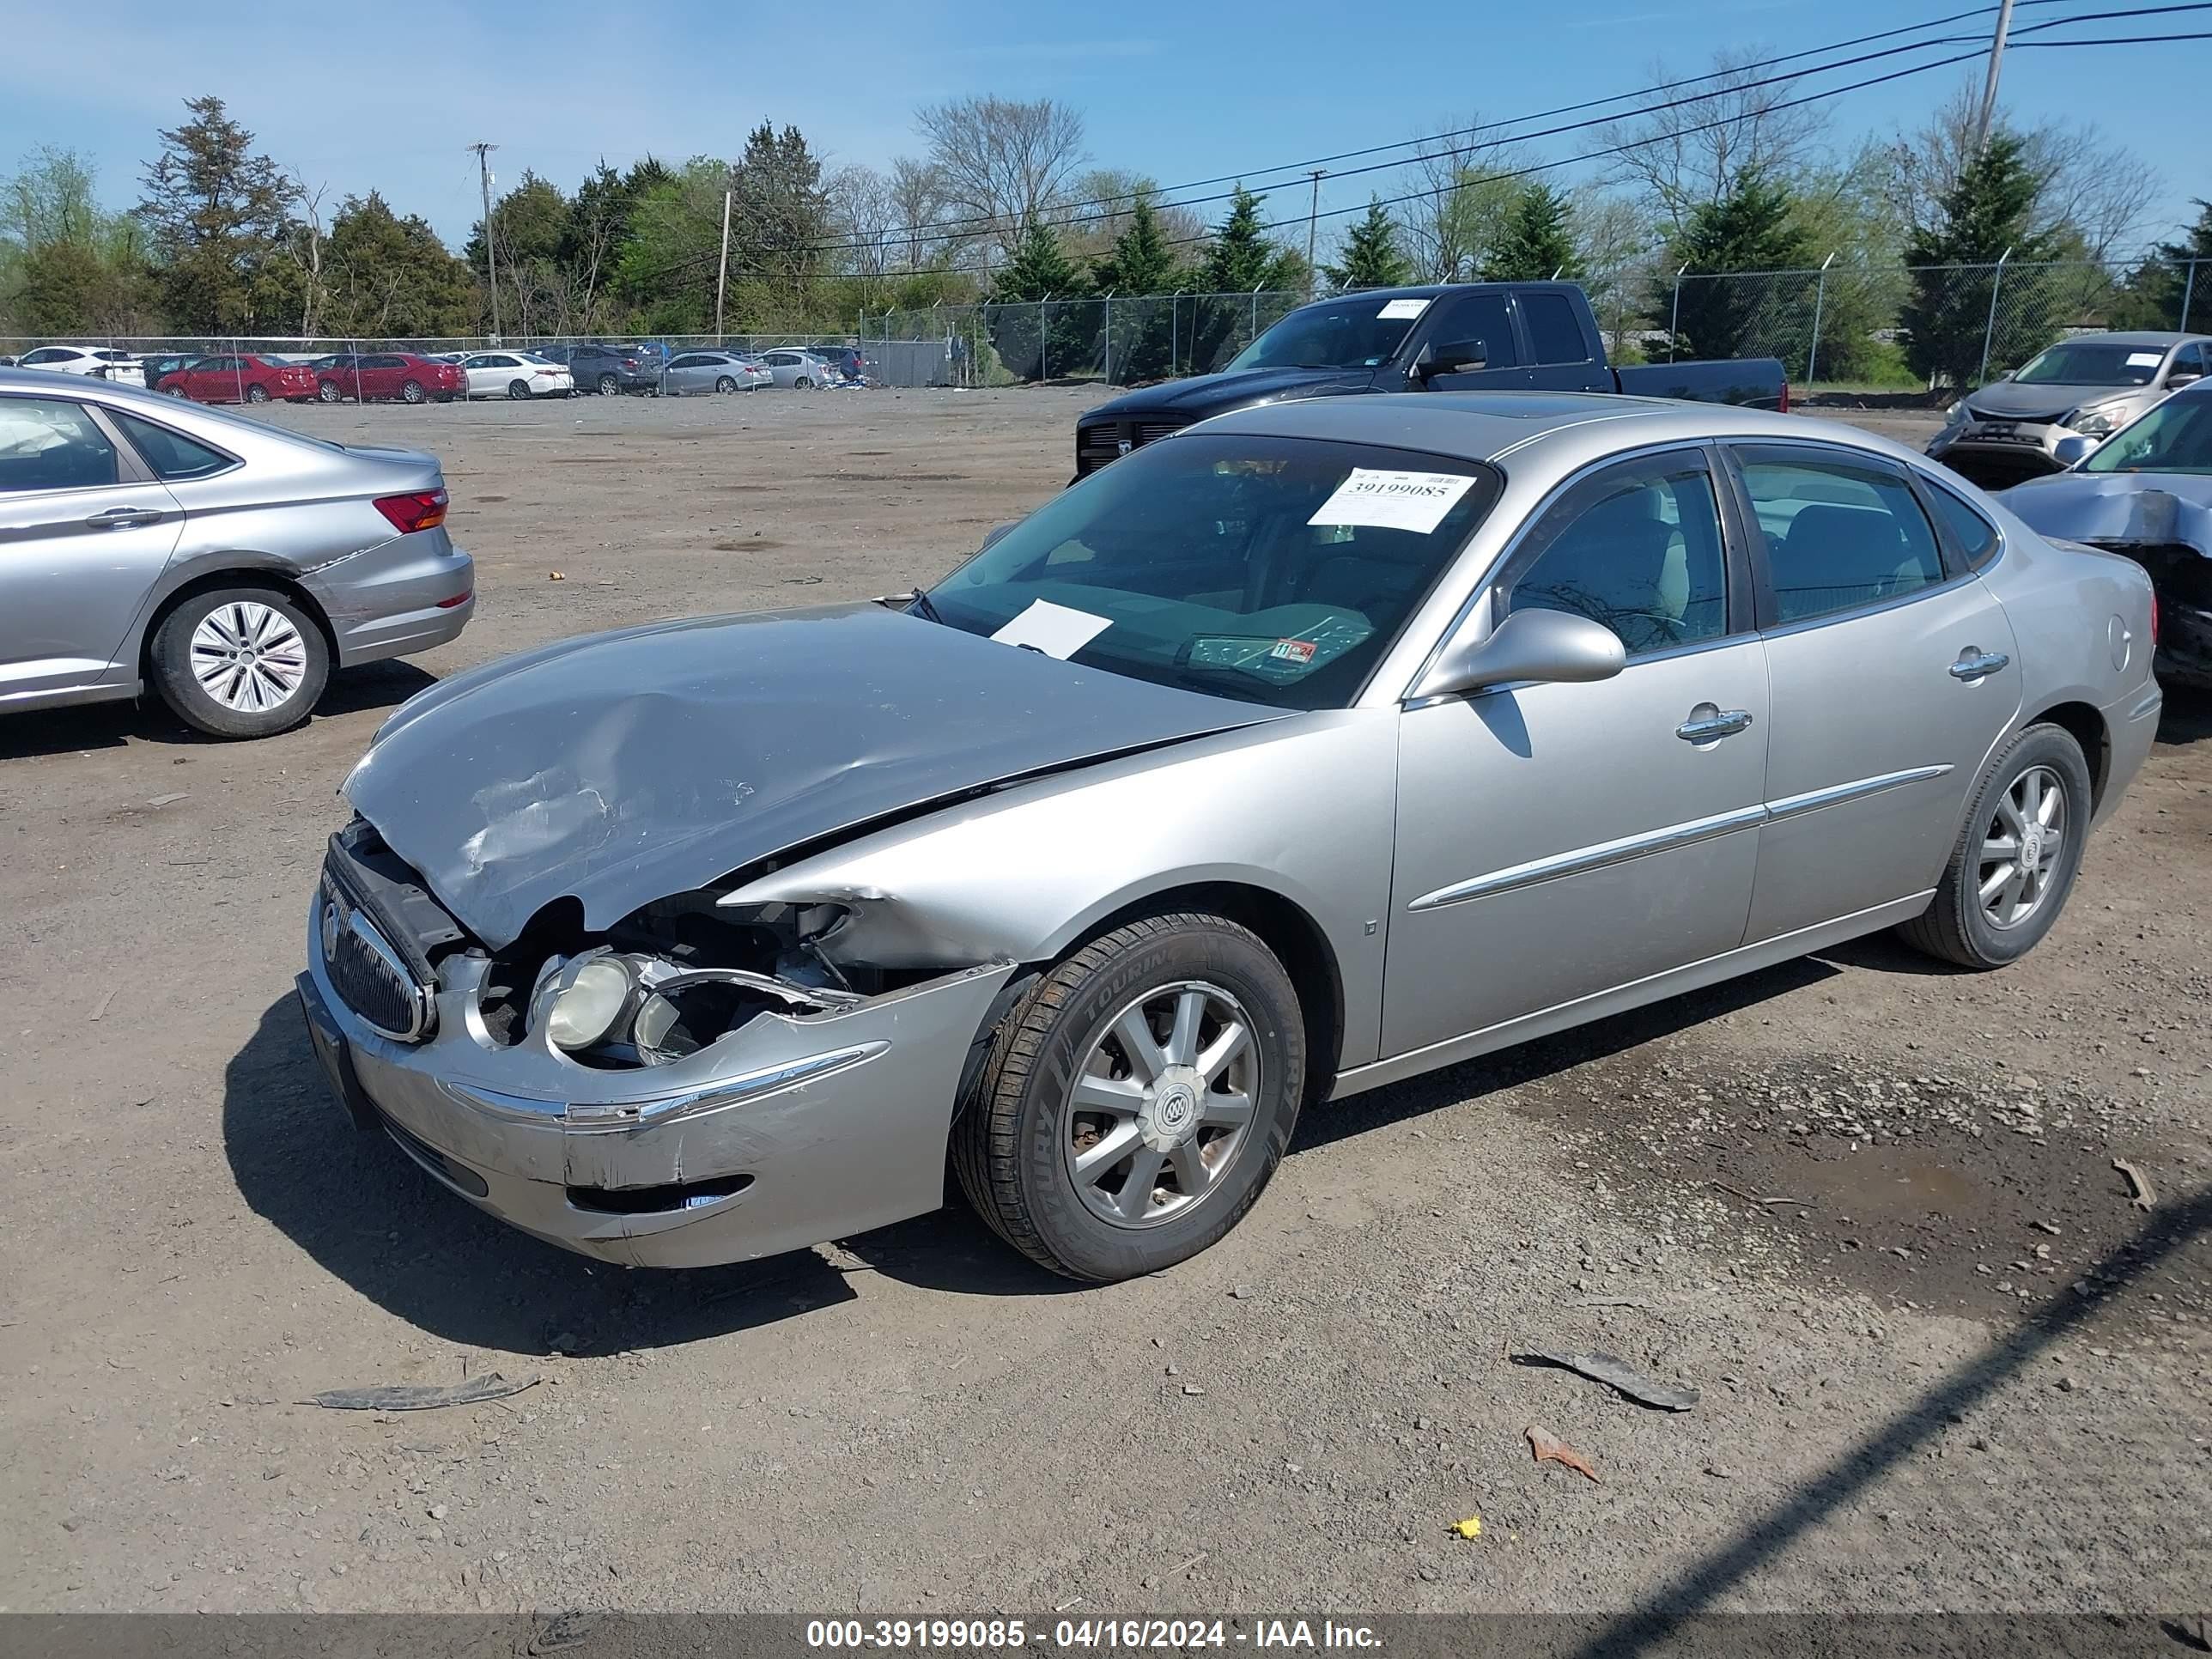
[[7, 258, 2202, 398]]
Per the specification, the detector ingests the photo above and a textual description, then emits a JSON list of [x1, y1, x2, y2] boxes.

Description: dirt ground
[[1, 387, 2206, 1620]]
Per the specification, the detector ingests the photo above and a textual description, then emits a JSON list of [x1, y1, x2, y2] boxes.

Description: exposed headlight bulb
[[545, 957, 635, 1051]]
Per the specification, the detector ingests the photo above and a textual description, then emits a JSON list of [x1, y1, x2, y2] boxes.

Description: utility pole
[[468, 143, 501, 342], [715, 180, 733, 344], [1305, 169, 1327, 300], [1972, 0, 2017, 155]]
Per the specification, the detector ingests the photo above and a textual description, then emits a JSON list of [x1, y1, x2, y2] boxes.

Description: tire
[[164, 385, 187, 398], [507, 379, 530, 399], [149, 586, 331, 739], [952, 912, 1306, 1283], [1895, 721, 2094, 969], [399, 379, 425, 404], [598, 374, 620, 396], [317, 380, 342, 404], [245, 384, 270, 404], [794, 375, 813, 390], [715, 376, 737, 394]]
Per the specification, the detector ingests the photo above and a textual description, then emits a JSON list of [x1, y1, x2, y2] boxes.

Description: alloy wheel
[[1062, 980, 1260, 1230], [1978, 763, 2068, 929], [189, 602, 309, 714]]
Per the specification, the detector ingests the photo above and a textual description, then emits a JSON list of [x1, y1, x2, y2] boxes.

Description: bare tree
[[886, 156, 945, 270], [1055, 168, 1205, 264], [1392, 118, 1531, 283], [283, 176, 331, 336], [915, 95, 1088, 251], [827, 162, 896, 285], [1601, 50, 1831, 233]]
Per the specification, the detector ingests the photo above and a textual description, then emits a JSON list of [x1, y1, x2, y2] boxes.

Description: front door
[[1405, 288, 1526, 392], [0, 394, 183, 701], [1383, 446, 1769, 1056], [1724, 441, 2022, 942]]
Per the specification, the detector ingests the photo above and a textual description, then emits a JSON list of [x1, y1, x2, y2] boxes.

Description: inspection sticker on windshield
[[2126, 351, 2163, 368], [1376, 297, 1431, 320], [1270, 638, 1318, 664], [990, 598, 1112, 659], [1309, 467, 1475, 534]]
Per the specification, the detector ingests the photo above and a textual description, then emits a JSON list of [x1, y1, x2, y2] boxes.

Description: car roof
[[2058, 330, 2209, 348], [1197, 391, 1925, 471]]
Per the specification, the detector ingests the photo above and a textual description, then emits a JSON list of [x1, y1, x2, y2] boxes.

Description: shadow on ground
[[0, 660, 434, 761]]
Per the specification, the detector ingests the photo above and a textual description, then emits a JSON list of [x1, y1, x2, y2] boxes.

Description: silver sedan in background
[[299, 394, 2156, 1281], [755, 348, 835, 388], [0, 367, 473, 738], [662, 351, 772, 395]]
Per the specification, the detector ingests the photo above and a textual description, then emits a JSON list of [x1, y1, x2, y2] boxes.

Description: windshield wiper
[[898, 586, 946, 624]]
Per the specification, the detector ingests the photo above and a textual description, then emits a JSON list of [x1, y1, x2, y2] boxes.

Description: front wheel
[[399, 379, 425, 404], [1896, 722, 2094, 969], [953, 912, 1306, 1283], [164, 385, 188, 398], [245, 384, 270, 404], [149, 587, 331, 739]]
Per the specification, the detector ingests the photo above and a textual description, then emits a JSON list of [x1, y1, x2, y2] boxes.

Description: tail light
[[374, 489, 450, 533], [1778, 380, 1791, 415], [2150, 592, 2160, 648]]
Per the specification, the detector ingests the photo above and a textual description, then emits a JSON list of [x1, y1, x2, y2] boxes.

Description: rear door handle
[[1949, 649, 2010, 682], [1677, 704, 1755, 743], [85, 506, 165, 528]]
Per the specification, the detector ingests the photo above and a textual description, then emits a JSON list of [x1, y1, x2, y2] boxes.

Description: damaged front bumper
[[298, 896, 1014, 1268]]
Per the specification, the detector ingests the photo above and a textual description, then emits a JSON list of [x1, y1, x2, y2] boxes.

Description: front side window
[[1418, 291, 1519, 371], [2082, 392, 2212, 474], [112, 410, 234, 482], [1519, 292, 1592, 366], [20, 349, 73, 365], [927, 434, 1502, 709], [1735, 448, 1945, 623], [1226, 295, 1428, 372], [0, 398, 120, 492], [1502, 455, 1729, 655]]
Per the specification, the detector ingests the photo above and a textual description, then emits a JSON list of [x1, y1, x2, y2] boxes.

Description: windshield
[[1226, 295, 1431, 373], [924, 433, 1500, 709], [2013, 341, 2166, 387], [2081, 392, 2212, 474]]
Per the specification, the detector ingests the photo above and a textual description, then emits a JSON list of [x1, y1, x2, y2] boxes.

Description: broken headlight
[[531, 945, 861, 1065]]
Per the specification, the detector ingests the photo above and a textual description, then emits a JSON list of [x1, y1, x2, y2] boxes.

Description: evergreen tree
[[322, 191, 477, 337], [1092, 195, 1180, 295], [137, 96, 295, 331], [988, 217, 1090, 381], [1901, 133, 2059, 388], [1201, 185, 1299, 292], [990, 216, 1086, 301], [1325, 199, 1413, 289], [1659, 167, 1813, 359], [1092, 196, 1182, 382], [1480, 185, 1583, 282], [2112, 199, 2212, 331]]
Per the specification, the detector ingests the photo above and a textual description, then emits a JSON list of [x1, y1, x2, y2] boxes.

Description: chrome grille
[[320, 873, 434, 1042]]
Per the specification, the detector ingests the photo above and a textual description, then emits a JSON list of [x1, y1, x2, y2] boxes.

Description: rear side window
[[113, 410, 234, 482], [1735, 448, 1946, 623], [1519, 292, 1592, 365], [1923, 480, 2000, 569], [0, 398, 120, 492]]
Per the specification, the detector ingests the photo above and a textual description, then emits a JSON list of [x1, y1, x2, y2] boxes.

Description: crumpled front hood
[[1966, 380, 2140, 423], [1085, 365, 1375, 422], [344, 603, 1281, 948], [2001, 470, 2212, 555]]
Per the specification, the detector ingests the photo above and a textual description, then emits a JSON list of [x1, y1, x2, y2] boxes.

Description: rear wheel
[[953, 912, 1306, 1283], [245, 384, 270, 404], [316, 380, 342, 404], [715, 375, 737, 394], [1896, 722, 2094, 969], [794, 374, 814, 389], [399, 379, 426, 404], [507, 379, 530, 399], [149, 587, 330, 739]]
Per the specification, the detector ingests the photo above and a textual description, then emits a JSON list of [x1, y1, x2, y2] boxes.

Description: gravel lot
[[2, 387, 2206, 1619]]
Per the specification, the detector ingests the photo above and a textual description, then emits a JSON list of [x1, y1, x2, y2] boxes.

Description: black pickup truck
[[1074, 281, 1787, 477]]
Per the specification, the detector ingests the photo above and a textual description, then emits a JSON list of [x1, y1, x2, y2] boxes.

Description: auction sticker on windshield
[[1376, 297, 1431, 320], [990, 598, 1112, 659], [2127, 351, 2163, 368], [1309, 467, 1476, 534]]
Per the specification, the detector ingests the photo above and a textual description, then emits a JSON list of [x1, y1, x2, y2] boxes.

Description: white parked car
[[16, 345, 146, 386], [757, 348, 834, 389], [458, 351, 575, 400]]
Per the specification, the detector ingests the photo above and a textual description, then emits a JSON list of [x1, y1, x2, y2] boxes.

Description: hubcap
[[190, 602, 307, 714], [1978, 763, 2068, 928], [1063, 981, 1260, 1231]]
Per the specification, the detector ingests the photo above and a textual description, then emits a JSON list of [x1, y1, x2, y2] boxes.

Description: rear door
[[1723, 440, 2021, 943], [1406, 289, 1525, 392], [1516, 289, 1613, 393], [0, 394, 184, 700]]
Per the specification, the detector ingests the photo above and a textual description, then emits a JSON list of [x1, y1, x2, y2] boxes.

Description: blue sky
[[3, 0, 2204, 252]]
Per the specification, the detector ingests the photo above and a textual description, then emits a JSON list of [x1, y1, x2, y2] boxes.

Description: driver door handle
[[1677, 705, 1755, 743], [85, 506, 165, 528], [1949, 649, 2010, 682]]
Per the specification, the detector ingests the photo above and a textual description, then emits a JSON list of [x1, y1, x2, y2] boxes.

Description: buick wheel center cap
[[1139, 1066, 1206, 1151], [2021, 826, 2044, 867]]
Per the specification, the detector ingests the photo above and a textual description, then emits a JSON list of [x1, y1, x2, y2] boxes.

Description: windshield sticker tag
[[1270, 638, 1318, 665], [1376, 297, 1431, 320], [1309, 468, 1476, 534], [990, 599, 1112, 659], [2125, 351, 2162, 368]]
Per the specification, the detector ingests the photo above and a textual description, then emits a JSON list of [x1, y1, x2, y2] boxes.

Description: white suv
[[16, 346, 147, 386]]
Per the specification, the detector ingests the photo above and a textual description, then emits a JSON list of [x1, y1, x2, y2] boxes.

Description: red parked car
[[307, 351, 466, 404], [155, 354, 320, 404]]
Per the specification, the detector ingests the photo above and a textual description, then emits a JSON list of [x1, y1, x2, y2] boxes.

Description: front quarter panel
[[726, 712, 1400, 1070]]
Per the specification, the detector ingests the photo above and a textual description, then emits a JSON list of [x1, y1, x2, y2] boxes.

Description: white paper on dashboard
[[990, 599, 1112, 658], [1308, 467, 1477, 534], [2125, 351, 2163, 368], [1376, 297, 1431, 320]]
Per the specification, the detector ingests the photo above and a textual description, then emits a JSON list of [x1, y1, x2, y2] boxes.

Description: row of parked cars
[[0, 342, 866, 406]]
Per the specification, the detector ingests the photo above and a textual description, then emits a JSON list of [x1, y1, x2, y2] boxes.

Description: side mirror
[[1415, 340, 1489, 382], [2052, 434, 2099, 469], [2167, 371, 2203, 390], [1409, 606, 1627, 701], [980, 521, 1018, 550]]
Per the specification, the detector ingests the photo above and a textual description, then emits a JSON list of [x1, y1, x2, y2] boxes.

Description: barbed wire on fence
[[7, 258, 2201, 395]]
